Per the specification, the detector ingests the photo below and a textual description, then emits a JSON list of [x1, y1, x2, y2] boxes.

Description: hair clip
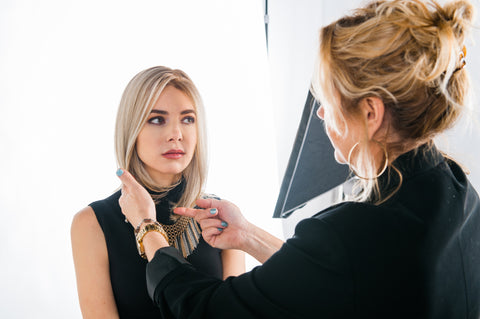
[[460, 45, 466, 68], [453, 45, 467, 74]]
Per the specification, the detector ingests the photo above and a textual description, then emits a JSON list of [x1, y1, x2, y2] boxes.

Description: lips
[[162, 149, 185, 159]]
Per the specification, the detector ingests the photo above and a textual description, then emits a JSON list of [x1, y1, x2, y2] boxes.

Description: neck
[[150, 173, 182, 188]]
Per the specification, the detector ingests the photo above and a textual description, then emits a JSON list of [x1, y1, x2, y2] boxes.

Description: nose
[[316, 105, 325, 120], [168, 123, 183, 142]]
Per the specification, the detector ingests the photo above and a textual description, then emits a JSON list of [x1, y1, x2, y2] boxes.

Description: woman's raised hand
[[174, 198, 250, 251], [116, 168, 156, 228]]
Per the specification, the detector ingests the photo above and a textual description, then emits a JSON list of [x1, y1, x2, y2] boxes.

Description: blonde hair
[[311, 0, 474, 202], [115, 66, 207, 209]]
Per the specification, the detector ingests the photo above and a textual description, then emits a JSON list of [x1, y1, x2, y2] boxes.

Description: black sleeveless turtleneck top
[[90, 182, 222, 318]]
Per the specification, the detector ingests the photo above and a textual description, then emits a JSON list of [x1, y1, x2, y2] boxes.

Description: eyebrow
[[150, 109, 196, 115]]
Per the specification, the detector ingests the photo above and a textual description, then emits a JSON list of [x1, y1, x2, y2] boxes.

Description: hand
[[116, 168, 155, 228], [174, 198, 250, 251]]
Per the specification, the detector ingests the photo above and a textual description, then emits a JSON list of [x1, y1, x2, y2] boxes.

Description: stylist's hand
[[116, 168, 155, 228], [174, 198, 250, 251]]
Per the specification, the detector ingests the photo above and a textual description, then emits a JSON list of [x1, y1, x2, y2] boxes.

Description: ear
[[359, 97, 385, 140]]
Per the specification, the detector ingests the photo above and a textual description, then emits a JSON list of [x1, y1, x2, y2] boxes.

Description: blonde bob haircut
[[115, 66, 207, 210], [311, 0, 474, 203]]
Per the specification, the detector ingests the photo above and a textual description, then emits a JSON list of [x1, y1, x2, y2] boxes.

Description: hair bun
[[442, 0, 475, 40]]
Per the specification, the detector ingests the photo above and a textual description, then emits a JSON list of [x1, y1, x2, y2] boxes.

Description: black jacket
[[146, 145, 480, 318]]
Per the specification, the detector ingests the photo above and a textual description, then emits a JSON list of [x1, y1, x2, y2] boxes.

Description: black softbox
[[273, 91, 350, 218]]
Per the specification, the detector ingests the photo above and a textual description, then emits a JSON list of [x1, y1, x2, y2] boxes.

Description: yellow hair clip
[[454, 45, 467, 74], [460, 45, 467, 69]]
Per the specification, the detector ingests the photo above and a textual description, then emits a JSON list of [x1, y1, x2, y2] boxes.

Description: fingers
[[203, 226, 224, 238], [173, 207, 200, 218], [115, 168, 156, 226], [202, 227, 224, 247], [174, 207, 219, 220], [198, 217, 228, 230], [116, 168, 139, 190], [195, 197, 222, 209], [174, 206, 227, 230]]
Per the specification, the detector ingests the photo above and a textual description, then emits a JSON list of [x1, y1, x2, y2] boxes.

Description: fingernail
[[116, 168, 124, 176], [221, 221, 228, 227], [210, 208, 217, 215], [217, 228, 223, 231]]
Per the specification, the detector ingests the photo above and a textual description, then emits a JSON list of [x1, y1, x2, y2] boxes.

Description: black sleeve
[[146, 218, 354, 319]]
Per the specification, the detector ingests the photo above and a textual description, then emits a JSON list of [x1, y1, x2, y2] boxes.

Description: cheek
[[325, 127, 348, 164], [135, 132, 148, 156], [186, 128, 197, 149]]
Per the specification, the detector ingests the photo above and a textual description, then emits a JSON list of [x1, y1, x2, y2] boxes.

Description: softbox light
[[273, 91, 350, 218]]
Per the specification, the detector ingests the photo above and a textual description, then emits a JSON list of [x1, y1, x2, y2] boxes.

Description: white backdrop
[[0, 1, 281, 317]]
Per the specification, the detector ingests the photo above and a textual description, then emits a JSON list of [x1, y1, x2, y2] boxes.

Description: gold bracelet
[[134, 218, 157, 236], [135, 222, 169, 259]]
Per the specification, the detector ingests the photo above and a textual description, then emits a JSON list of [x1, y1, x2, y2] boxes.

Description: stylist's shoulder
[[288, 203, 356, 264]]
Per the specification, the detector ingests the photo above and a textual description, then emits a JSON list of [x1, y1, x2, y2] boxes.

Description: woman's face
[[136, 85, 197, 186], [316, 104, 359, 165]]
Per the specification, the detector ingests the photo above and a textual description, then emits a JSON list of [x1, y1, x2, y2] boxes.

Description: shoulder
[[72, 190, 122, 236], [292, 201, 418, 249], [71, 206, 106, 252], [310, 200, 419, 229], [88, 190, 122, 223], [286, 203, 368, 258], [89, 189, 122, 212], [309, 201, 385, 226], [292, 200, 427, 262], [282, 207, 353, 274], [72, 206, 96, 229]]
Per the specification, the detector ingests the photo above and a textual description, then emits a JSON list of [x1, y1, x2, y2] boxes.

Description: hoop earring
[[347, 140, 388, 180]]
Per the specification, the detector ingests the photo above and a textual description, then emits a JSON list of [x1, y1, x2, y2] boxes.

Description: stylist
[[117, 0, 480, 318]]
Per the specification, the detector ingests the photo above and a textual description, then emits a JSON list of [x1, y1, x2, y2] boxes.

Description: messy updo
[[311, 0, 475, 202]]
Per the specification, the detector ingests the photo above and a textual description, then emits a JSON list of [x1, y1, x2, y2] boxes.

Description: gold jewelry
[[162, 216, 202, 258], [161, 216, 192, 245], [347, 140, 388, 180], [134, 218, 157, 235], [135, 221, 169, 259], [132, 194, 217, 259]]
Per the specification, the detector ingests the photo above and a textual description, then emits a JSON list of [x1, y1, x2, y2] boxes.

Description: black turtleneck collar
[[151, 179, 186, 224]]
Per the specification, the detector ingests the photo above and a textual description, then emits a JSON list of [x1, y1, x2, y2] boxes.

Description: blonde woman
[[71, 66, 245, 318], [118, 1, 480, 318]]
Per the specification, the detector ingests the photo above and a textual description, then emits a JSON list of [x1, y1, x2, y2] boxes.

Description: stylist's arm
[[116, 169, 352, 319], [174, 198, 284, 264], [117, 168, 283, 263]]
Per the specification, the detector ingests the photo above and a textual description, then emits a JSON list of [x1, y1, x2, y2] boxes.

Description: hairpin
[[460, 45, 466, 68], [454, 45, 467, 74]]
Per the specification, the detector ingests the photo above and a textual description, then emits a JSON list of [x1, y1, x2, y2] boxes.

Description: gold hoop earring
[[347, 140, 388, 180]]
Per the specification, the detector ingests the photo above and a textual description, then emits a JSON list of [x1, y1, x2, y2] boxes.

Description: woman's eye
[[148, 116, 165, 125], [182, 116, 195, 124]]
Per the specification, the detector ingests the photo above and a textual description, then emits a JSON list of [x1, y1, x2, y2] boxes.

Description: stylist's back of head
[[310, 0, 479, 318]]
